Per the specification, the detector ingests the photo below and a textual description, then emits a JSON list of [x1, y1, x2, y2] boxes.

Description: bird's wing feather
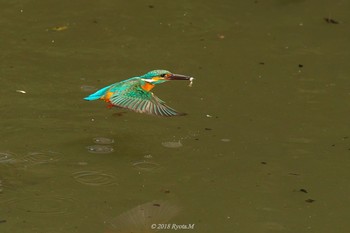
[[109, 79, 183, 117]]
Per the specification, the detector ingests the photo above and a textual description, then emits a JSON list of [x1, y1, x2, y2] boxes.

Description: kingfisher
[[84, 70, 194, 117]]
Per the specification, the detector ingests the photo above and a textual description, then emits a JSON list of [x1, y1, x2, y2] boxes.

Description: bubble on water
[[86, 145, 114, 154], [132, 161, 160, 172], [161, 141, 183, 148], [93, 137, 115, 145], [72, 171, 117, 186]]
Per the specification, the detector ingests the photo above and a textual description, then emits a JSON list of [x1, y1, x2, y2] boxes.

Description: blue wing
[[84, 84, 112, 101]]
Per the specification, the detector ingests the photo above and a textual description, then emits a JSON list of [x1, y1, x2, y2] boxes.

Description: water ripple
[[86, 145, 114, 154], [0, 180, 3, 194], [80, 85, 97, 92], [6, 196, 76, 215], [72, 171, 117, 186], [93, 137, 115, 145], [161, 141, 183, 148], [0, 151, 19, 164], [132, 161, 161, 172], [23, 151, 62, 165]]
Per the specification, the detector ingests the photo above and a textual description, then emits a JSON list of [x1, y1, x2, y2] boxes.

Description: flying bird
[[84, 70, 194, 117]]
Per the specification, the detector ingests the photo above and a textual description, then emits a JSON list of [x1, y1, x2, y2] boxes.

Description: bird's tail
[[84, 85, 112, 101]]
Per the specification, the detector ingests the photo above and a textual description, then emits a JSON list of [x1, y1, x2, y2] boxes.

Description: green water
[[1, 0, 350, 232]]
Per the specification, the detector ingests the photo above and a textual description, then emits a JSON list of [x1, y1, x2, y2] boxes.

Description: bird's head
[[140, 70, 193, 85]]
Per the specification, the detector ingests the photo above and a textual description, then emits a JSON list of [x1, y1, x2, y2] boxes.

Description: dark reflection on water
[[105, 200, 181, 233]]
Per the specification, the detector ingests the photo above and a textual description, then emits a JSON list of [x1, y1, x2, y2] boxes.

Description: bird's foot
[[106, 103, 115, 109]]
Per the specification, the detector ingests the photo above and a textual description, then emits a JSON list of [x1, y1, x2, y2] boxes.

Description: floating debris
[[217, 34, 225, 39], [289, 173, 300, 176], [16, 90, 26, 94], [161, 141, 183, 148], [161, 188, 171, 194], [324, 17, 339, 24], [189, 77, 194, 87], [305, 198, 315, 203], [51, 25, 69, 31], [93, 137, 114, 145], [299, 188, 308, 193], [220, 138, 231, 142], [86, 145, 114, 154]]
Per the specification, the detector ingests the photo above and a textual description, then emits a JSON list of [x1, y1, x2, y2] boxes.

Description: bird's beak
[[166, 73, 193, 81]]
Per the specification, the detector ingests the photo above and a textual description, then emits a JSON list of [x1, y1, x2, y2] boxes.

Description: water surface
[[1, 0, 350, 232]]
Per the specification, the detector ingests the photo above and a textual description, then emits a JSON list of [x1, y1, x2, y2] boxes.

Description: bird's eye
[[160, 73, 166, 77]]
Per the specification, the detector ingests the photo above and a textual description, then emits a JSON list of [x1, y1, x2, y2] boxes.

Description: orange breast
[[101, 91, 114, 102], [141, 82, 155, 92]]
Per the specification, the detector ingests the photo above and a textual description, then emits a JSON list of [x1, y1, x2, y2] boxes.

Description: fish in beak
[[166, 74, 194, 87]]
